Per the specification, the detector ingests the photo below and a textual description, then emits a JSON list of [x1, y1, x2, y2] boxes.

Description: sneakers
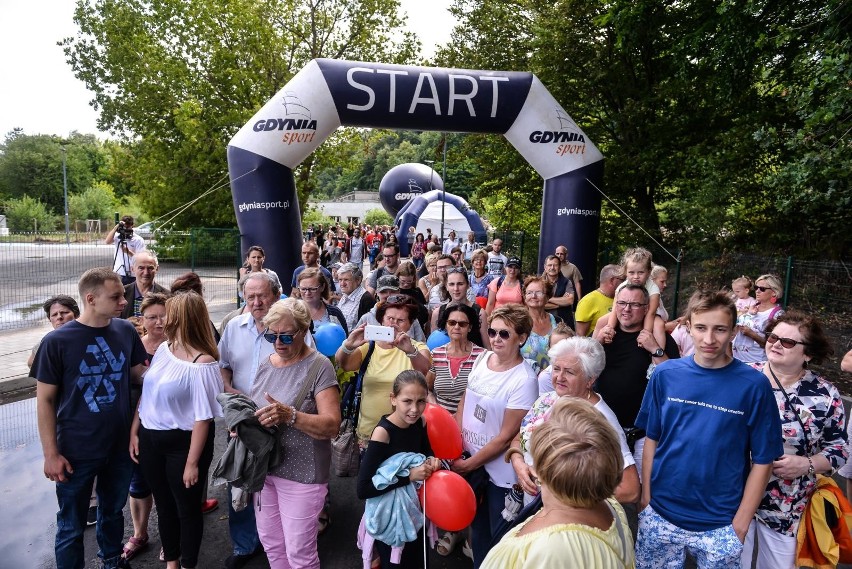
[[86, 505, 97, 526]]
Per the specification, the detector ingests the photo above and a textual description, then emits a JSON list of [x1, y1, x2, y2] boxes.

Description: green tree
[[364, 208, 394, 227], [69, 181, 117, 221], [0, 131, 105, 214], [4, 196, 57, 232], [63, 0, 420, 227]]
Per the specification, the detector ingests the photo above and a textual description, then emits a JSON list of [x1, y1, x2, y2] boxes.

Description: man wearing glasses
[[593, 284, 679, 476], [120, 250, 167, 319], [217, 271, 280, 568], [365, 243, 402, 296]]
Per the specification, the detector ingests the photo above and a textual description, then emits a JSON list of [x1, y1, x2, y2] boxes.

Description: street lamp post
[[61, 145, 69, 246], [440, 135, 447, 243]]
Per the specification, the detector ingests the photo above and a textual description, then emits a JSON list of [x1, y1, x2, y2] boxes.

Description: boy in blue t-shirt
[[634, 290, 782, 569], [33, 267, 147, 569]]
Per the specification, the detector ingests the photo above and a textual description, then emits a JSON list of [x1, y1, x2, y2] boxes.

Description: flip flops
[[122, 535, 149, 561]]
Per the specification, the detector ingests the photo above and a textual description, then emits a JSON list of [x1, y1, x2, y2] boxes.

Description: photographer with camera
[[105, 215, 146, 286]]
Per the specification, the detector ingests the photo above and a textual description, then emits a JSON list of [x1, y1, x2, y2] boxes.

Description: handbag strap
[[291, 352, 325, 411], [351, 341, 376, 428], [767, 363, 810, 452]]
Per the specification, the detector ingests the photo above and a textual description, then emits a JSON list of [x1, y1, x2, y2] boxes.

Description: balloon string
[[422, 479, 427, 568]]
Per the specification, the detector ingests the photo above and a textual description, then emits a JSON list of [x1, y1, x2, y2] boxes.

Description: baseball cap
[[376, 274, 400, 292], [506, 257, 522, 268]]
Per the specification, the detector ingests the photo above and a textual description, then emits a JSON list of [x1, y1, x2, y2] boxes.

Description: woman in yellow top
[[482, 397, 634, 569], [335, 295, 431, 443]]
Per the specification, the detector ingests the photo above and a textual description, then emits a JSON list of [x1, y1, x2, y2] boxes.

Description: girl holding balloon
[[356, 371, 442, 568]]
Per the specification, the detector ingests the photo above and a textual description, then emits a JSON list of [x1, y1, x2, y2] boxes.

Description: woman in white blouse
[[131, 292, 223, 569]]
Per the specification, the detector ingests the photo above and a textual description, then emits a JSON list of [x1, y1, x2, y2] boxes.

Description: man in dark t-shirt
[[594, 284, 678, 474], [33, 267, 147, 569]]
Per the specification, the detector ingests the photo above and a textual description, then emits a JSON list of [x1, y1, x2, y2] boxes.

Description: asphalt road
[[79, 418, 473, 569]]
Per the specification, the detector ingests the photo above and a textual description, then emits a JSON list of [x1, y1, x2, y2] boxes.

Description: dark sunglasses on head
[[446, 267, 467, 275], [766, 333, 808, 349], [385, 294, 413, 305], [446, 319, 470, 329], [263, 330, 297, 344], [487, 328, 512, 340]]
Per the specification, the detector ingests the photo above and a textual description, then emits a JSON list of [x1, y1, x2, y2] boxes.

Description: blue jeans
[[470, 481, 511, 568], [54, 452, 134, 569], [227, 484, 260, 555]]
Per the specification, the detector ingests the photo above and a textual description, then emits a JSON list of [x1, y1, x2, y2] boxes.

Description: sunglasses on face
[[263, 330, 297, 344], [766, 333, 809, 349], [446, 319, 470, 329], [755, 285, 773, 293], [487, 328, 512, 340]]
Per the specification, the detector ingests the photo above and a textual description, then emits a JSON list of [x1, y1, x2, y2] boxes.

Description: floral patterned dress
[[751, 362, 848, 536]]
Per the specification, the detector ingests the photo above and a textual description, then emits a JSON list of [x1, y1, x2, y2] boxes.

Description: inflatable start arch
[[228, 59, 604, 294]]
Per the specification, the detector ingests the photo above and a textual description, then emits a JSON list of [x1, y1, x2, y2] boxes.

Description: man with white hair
[[120, 250, 167, 319]]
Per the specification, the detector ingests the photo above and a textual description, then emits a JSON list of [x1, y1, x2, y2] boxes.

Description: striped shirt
[[430, 345, 486, 414]]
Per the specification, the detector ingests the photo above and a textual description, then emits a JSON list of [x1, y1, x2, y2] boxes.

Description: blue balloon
[[314, 323, 346, 356], [426, 330, 451, 351]]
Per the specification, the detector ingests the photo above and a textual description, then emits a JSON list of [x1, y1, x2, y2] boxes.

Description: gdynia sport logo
[[529, 109, 587, 157], [395, 178, 424, 201], [252, 91, 318, 145]]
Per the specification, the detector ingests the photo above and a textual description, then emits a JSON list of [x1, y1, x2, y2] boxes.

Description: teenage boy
[[33, 267, 147, 569], [634, 290, 782, 568]]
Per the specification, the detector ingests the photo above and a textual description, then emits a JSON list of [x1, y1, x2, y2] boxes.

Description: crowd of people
[[30, 223, 852, 569]]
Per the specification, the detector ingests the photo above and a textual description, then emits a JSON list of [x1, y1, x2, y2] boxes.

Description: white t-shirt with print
[[461, 352, 538, 488]]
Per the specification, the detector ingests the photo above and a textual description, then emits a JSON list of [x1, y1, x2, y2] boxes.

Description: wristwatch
[[651, 348, 665, 358]]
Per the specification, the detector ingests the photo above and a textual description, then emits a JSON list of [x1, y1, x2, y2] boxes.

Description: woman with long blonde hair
[[130, 292, 223, 569]]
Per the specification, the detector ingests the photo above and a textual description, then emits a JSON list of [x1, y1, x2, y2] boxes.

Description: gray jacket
[[211, 393, 281, 494]]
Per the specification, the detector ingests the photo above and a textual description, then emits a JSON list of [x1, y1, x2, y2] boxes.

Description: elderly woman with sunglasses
[[451, 304, 539, 567], [296, 267, 349, 337], [336, 295, 432, 445], [250, 298, 341, 569], [732, 274, 785, 363], [741, 311, 846, 569]]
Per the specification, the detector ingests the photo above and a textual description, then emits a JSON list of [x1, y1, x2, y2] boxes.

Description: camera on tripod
[[117, 220, 134, 241]]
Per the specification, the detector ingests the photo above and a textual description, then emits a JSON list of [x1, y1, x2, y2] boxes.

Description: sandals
[[462, 540, 473, 560], [436, 531, 462, 556], [122, 535, 149, 561]]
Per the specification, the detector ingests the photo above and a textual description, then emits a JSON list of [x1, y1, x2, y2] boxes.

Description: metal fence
[[0, 230, 242, 332]]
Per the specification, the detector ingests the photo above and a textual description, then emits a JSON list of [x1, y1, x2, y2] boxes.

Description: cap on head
[[506, 257, 522, 268], [377, 274, 400, 292]]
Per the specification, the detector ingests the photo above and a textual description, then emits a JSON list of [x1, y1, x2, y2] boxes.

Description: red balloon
[[420, 470, 476, 531], [475, 296, 487, 309], [423, 403, 463, 459]]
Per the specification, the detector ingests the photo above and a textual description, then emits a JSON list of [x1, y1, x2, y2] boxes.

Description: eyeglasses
[[384, 253, 398, 259], [436, 264, 453, 271], [766, 333, 809, 349], [298, 286, 320, 294], [525, 291, 545, 298], [755, 285, 774, 293], [487, 328, 512, 340], [446, 319, 470, 329], [263, 330, 298, 344], [615, 301, 647, 310]]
